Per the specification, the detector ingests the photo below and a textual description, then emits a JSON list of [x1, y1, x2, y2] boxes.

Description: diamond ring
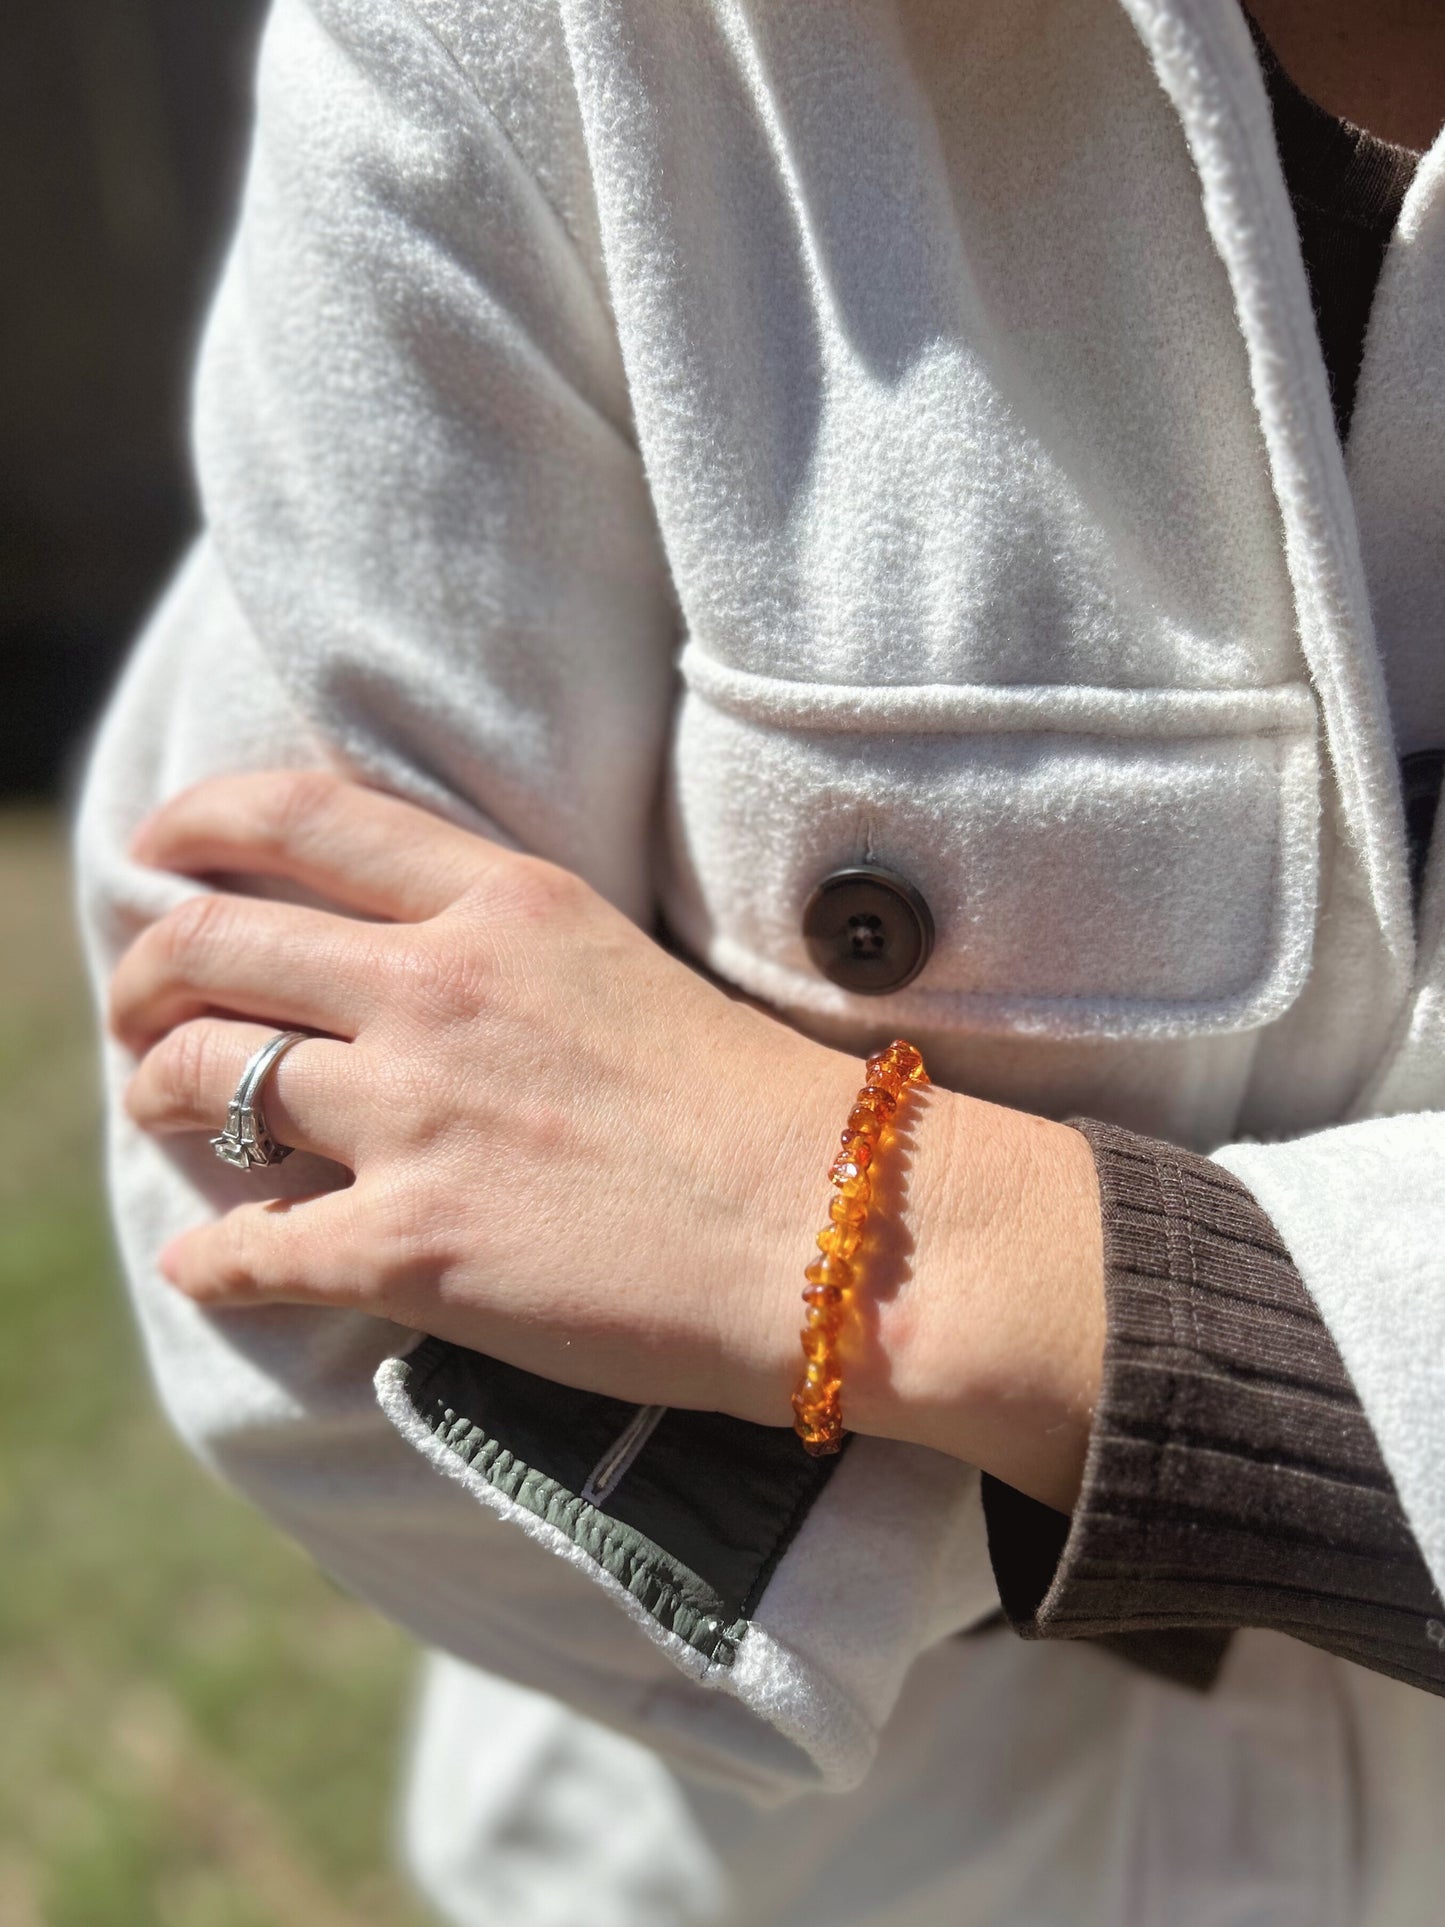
[[210, 1030, 311, 1171]]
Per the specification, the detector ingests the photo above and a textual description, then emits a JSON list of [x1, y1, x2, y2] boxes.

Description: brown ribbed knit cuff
[[982, 1121, 1445, 1698]]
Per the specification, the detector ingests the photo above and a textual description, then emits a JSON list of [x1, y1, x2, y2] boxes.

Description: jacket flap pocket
[[661, 651, 1320, 1042]]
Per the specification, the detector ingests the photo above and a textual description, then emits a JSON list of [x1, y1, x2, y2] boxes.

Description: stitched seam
[[581, 1403, 668, 1506], [427, 1403, 745, 1664], [702, 932, 1306, 1020], [1147, 1152, 1192, 1585], [1045, 1554, 1442, 1621], [1099, 1417, 1395, 1489], [1109, 1349, 1367, 1410]]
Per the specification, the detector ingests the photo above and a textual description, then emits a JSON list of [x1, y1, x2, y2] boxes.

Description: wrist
[[846, 1085, 1105, 1512]]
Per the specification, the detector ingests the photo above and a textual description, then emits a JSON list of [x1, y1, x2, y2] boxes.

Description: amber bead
[[800, 1399, 840, 1430], [802, 1321, 837, 1358], [803, 1280, 847, 1311], [817, 1222, 862, 1261], [796, 1389, 838, 1417], [852, 1085, 897, 1120], [890, 1044, 928, 1086], [845, 1106, 884, 1141], [805, 1254, 853, 1290], [829, 1156, 869, 1189], [838, 1133, 875, 1170], [793, 1403, 842, 1453], [829, 1192, 867, 1229]]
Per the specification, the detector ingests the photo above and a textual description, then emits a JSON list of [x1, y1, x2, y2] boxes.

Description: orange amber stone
[[792, 1396, 842, 1452], [829, 1157, 870, 1189], [854, 1085, 898, 1119], [805, 1254, 853, 1291], [797, 1387, 839, 1414], [817, 1222, 862, 1261], [794, 1042, 924, 1458]]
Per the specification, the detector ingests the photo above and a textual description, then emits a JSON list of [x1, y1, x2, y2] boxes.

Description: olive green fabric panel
[[395, 1338, 844, 1667]]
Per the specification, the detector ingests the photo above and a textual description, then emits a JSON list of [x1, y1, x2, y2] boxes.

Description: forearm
[[838, 1087, 1105, 1514]]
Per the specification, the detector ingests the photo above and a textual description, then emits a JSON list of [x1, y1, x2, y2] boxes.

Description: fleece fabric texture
[[74, 0, 1445, 1914]]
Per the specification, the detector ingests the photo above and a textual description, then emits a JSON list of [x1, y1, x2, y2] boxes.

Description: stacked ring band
[[210, 1029, 311, 1171]]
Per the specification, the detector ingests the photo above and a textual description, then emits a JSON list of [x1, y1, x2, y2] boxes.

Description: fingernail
[[157, 1237, 184, 1283]]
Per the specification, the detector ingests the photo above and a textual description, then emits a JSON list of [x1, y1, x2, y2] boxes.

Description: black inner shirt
[[1246, 12, 1436, 901]]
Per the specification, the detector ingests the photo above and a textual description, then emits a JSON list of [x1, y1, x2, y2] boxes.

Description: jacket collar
[[1120, 0, 1421, 1035]]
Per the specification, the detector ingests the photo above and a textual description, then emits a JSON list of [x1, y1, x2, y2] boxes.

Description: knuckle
[[157, 891, 233, 969], [503, 855, 585, 920], [394, 936, 489, 1023], [370, 1173, 453, 1275], [158, 1020, 221, 1110], [457, 853, 582, 928], [210, 1223, 262, 1299], [263, 768, 344, 849]]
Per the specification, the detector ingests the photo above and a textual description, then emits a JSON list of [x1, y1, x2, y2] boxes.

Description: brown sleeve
[[980, 1119, 1445, 1696]]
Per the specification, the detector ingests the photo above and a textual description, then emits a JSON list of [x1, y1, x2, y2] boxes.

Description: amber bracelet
[[791, 1039, 928, 1455]]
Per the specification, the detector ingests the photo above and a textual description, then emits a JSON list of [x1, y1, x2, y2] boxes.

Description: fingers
[[109, 891, 387, 1051], [159, 1189, 371, 1309], [131, 770, 506, 923], [126, 1020, 358, 1167]]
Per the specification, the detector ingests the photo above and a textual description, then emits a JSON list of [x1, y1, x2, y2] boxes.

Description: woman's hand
[[113, 771, 1104, 1509]]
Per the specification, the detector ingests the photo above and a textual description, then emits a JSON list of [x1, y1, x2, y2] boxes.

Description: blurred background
[[2, 5, 432, 1919]]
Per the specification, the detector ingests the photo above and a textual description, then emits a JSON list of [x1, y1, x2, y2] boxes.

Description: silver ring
[[210, 1030, 310, 1171]]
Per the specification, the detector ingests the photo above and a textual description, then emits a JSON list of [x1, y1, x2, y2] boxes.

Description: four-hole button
[[802, 866, 935, 995]]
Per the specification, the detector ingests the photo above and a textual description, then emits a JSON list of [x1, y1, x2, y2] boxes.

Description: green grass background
[[0, 809, 434, 1926]]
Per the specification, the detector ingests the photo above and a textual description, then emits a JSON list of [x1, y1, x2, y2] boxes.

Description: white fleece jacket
[[76, 0, 1445, 1918]]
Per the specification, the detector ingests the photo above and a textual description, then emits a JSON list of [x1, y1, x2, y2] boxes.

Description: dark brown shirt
[[984, 1126, 1445, 1694]]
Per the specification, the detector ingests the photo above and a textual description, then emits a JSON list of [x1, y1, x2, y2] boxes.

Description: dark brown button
[[802, 866, 935, 995]]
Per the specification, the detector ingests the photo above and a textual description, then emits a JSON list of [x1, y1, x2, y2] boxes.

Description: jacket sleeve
[[76, 0, 1000, 1804], [982, 1121, 1445, 1695], [73, 0, 723, 1788]]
